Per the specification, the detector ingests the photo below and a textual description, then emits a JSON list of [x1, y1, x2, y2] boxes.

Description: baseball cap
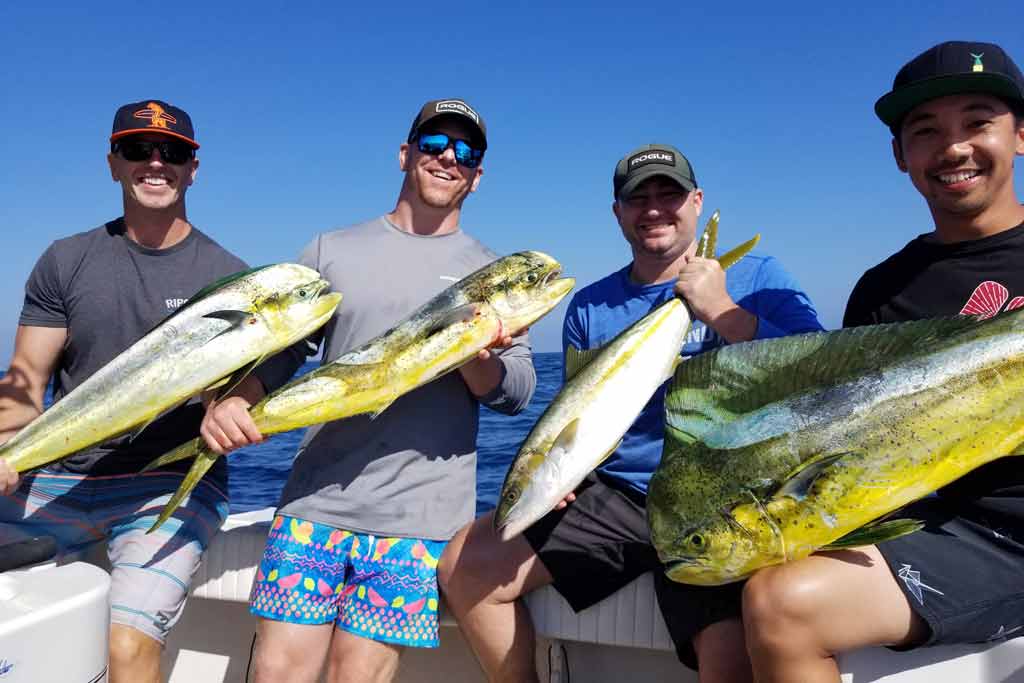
[[613, 144, 697, 199], [110, 100, 199, 149], [875, 41, 1024, 132], [407, 98, 487, 150]]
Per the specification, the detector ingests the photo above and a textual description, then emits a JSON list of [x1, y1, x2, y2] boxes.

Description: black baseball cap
[[110, 99, 199, 149], [407, 98, 487, 150], [613, 144, 697, 199], [875, 41, 1024, 133]]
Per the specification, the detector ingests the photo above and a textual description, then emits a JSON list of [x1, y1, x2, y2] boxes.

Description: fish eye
[[687, 533, 706, 549], [524, 272, 538, 284], [505, 488, 519, 502], [297, 288, 309, 298]]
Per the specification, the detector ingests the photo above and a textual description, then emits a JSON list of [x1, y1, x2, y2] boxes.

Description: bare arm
[[0, 325, 67, 493]]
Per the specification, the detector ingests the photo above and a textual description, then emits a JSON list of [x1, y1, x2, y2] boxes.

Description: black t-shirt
[[843, 221, 1024, 521], [18, 219, 265, 481]]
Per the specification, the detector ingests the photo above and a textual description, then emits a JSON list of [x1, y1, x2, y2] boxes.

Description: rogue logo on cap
[[629, 151, 675, 169], [435, 100, 480, 123], [971, 52, 985, 72], [134, 102, 178, 130]]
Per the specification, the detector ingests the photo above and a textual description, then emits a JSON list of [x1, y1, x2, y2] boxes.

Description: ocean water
[[227, 352, 563, 517]]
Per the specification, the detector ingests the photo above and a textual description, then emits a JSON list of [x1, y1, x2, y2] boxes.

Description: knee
[[438, 522, 494, 602], [742, 567, 824, 650], [109, 626, 160, 667]]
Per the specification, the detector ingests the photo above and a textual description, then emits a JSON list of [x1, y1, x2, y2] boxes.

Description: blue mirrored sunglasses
[[416, 133, 484, 168]]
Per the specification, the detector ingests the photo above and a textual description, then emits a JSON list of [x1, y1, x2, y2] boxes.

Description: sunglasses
[[416, 133, 484, 168], [114, 139, 195, 165]]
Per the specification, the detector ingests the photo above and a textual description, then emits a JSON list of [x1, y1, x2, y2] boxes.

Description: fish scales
[[650, 309, 1024, 584], [146, 251, 575, 531], [1, 264, 341, 473]]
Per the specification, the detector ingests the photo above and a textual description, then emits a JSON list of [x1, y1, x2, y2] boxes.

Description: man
[[0, 100, 292, 683], [202, 98, 535, 683], [742, 41, 1024, 682], [438, 144, 823, 682]]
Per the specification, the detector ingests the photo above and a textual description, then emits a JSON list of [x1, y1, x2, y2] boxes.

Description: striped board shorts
[[250, 514, 447, 648], [0, 469, 228, 643]]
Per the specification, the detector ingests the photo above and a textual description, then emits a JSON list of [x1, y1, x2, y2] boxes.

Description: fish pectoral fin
[[551, 418, 581, 454], [718, 507, 755, 539], [716, 234, 761, 270], [774, 452, 850, 502], [821, 518, 924, 550], [202, 309, 254, 343], [421, 303, 485, 339], [564, 346, 603, 380], [147, 449, 220, 533]]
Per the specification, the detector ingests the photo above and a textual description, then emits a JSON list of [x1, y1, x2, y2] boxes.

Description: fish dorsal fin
[[564, 346, 603, 380], [664, 315, 985, 446], [551, 418, 580, 455], [821, 518, 924, 550], [696, 210, 720, 259], [773, 452, 849, 501]]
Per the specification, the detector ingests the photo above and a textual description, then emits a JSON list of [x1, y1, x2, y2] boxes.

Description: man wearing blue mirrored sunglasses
[[201, 98, 536, 683]]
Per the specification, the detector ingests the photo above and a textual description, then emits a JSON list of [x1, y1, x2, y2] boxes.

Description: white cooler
[[0, 562, 110, 683]]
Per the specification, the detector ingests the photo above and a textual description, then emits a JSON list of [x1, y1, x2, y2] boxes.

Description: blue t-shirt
[[562, 255, 823, 495]]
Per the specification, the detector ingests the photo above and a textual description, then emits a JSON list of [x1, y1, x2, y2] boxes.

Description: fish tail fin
[[821, 518, 924, 551], [142, 438, 205, 472], [147, 450, 220, 534], [717, 234, 761, 270]]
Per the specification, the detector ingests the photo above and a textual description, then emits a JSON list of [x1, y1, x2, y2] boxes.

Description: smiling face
[[107, 133, 198, 215], [398, 117, 483, 211], [895, 93, 1024, 234], [613, 175, 704, 268]]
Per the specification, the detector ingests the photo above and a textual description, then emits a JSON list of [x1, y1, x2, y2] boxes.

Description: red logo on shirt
[[960, 281, 1024, 319]]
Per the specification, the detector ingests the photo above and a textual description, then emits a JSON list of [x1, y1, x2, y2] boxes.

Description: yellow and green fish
[[648, 310, 1024, 585], [1, 264, 340, 474], [146, 251, 575, 531]]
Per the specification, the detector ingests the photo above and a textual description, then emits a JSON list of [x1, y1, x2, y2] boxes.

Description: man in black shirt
[[742, 41, 1024, 681]]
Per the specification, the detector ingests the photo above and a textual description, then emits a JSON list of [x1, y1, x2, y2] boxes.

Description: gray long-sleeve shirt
[[276, 217, 535, 540]]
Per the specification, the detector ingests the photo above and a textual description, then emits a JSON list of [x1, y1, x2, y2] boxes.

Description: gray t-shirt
[[18, 219, 296, 481], [277, 216, 536, 540]]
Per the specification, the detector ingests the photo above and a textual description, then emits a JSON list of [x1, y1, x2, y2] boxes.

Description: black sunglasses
[[114, 138, 195, 165], [416, 133, 484, 168]]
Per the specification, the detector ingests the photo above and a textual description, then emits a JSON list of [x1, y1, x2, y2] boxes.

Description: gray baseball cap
[[613, 144, 697, 199]]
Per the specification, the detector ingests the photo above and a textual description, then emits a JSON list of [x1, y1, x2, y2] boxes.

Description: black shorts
[[522, 472, 743, 669], [877, 495, 1024, 649]]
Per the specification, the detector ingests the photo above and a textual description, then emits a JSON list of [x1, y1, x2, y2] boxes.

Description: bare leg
[[438, 512, 555, 683], [109, 624, 162, 683], [742, 546, 927, 683], [325, 628, 403, 682], [693, 618, 753, 683], [251, 618, 336, 683]]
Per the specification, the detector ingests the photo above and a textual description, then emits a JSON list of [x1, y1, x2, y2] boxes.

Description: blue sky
[[1, 1, 1021, 357]]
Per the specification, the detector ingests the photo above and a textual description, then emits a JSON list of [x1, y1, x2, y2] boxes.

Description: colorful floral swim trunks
[[249, 514, 447, 648]]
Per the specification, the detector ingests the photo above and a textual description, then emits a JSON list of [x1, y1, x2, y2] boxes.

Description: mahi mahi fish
[[1, 264, 342, 474], [146, 251, 575, 531], [493, 213, 760, 541], [648, 309, 1024, 585]]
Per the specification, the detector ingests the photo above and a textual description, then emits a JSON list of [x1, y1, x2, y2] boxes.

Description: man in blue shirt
[[439, 144, 823, 682]]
